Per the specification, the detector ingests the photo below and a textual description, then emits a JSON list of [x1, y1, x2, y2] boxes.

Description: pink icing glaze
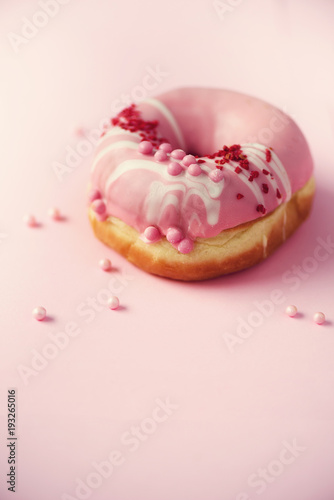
[[90, 88, 313, 249]]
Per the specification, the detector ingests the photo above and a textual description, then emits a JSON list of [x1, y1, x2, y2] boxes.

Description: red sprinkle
[[235, 166, 242, 174], [249, 170, 260, 182], [262, 183, 269, 193], [111, 104, 164, 148], [276, 188, 282, 199], [265, 149, 272, 162], [197, 159, 205, 164], [262, 169, 270, 175], [256, 204, 266, 214], [239, 159, 249, 170], [237, 193, 244, 199]]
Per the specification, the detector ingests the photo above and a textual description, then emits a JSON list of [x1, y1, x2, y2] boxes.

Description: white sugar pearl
[[108, 296, 119, 310], [32, 306, 46, 321], [23, 214, 37, 227], [313, 312, 325, 325], [285, 305, 298, 317], [48, 208, 61, 220], [99, 258, 112, 271]]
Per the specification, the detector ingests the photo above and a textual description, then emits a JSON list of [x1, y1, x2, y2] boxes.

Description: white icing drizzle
[[105, 159, 224, 227], [282, 207, 287, 240], [100, 127, 139, 141], [245, 150, 282, 204], [91, 141, 138, 173], [246, 143, 291, 199], [106, 159, 224, 198], [92, 116, 292, 239], [262, 234, 268, 258], [205, 157, 265, 205], [143, 98, 187, 150]]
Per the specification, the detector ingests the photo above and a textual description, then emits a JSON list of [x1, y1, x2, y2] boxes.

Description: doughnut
[[88, 88, 315, 281]]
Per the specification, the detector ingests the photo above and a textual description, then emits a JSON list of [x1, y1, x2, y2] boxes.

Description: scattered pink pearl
[[159, 143, 173, 153], [32, 306, 46, 321], [91, 199, 106, 215], [99, 258, 112, 271], [73, 126, 87, 137], [285, 305, 298, 317], [167, 162, 183, 176], [182, 155, 197, 167], [48, 207, 61, 220], [188, 164, 202, 176], [23, 214, 37, 227], [178, 238, 194, 254], [171, 149, 186, 160], [166, 227, 183, 244], [313, 312, 325, 325], [209, 169, 224, 182], [138, 141, 153, 155], [144, 226, 160, 242], [154, 150, 168, 162], [108, 296, 119, 310], [88, 188, 101, 203]]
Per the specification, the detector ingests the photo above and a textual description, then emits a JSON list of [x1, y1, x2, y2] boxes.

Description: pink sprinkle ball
[[167, 161, 183, 176], [178, 238, 194, 254], [138, 141, 153, 155], [285, 305, 298, 317], [23, 214, 37, 227], [313, 312, 325, 325], [209, 169, 224, 182], [166, 227, 183, 244], [73, 126, 87, 137], [159, 143, 173, 153], [88, 188, 101, 203], [99, 258, 112, 271], [144, 226, 160, 242], [108, 296, 119, 310], [182, 154, 197, 167], [154, 150, 168, 162], [32, 306, 46, 321], [91, 199, 106, 215], [171, 149, 186, 160], [48, 207, 61, 220], [188, 163, 202, 176]]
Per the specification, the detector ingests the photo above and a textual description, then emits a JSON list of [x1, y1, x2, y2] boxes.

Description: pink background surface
[[1, 1, 334, 499]]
